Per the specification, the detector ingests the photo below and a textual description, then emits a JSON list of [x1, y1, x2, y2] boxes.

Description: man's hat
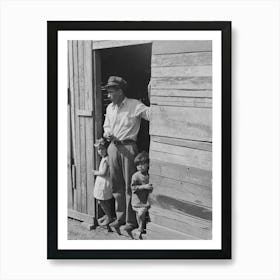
[[103, 76, 127, 91]]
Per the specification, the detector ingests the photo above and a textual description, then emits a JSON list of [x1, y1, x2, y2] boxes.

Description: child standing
[[93, 138, 114, 227], [131, 151, 153, 239]]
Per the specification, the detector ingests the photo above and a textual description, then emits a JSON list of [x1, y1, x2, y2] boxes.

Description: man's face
[[107, 87, 123, 104]]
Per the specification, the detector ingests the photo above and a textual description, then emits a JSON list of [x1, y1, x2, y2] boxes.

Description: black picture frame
[[47, 21, 231, 259]]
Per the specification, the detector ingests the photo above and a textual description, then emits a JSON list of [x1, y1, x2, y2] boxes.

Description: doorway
[[99, 43, 152, 152]]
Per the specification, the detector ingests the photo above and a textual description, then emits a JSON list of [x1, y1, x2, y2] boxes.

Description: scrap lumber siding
[[149, 40, 213, 239]]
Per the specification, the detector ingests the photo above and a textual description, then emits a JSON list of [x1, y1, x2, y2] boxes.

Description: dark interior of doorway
[[100, 43, 152, 153]]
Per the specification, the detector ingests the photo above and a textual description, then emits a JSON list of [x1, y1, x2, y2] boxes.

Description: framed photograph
[[48, 21, 231, 259]]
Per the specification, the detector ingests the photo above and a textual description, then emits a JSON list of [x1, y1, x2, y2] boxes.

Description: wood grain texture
[[151, 96, 212, 108], [152, 40, 212, 54], [150, 174, 212, 208], [151, 89, 212, 98], [72, 41, 81, 212], [149, 206, 212, 239], [150, 159, 212, 187], [152, 65, 212, 78], [151, 135, 212, 151], [152, 52, 212, 67], [68, 209, 95, 224], [67, 103, 73, 209], [151, 77, 212, 90], [84, 41, 95, 217], [150, 141, 212, 171], [92, 40, 152, 50], [78, 41, 87, 214], [150, 105, 212, 142]]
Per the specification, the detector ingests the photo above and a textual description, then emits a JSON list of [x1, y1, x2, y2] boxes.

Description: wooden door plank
[[152, 52, 212, 67], [67, 102, 73, 209], [68, 41, 77, 210], [84, 41, 95, 217], [150, 105, 212, 142], [152, 40, 212, 54], [72, 41, 81, 212], [78, 41, 87, 214]]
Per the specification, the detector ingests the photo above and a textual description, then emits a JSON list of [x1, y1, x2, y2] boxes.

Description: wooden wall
[[149, 41, 212, 239], [68, 40, 97, 224]]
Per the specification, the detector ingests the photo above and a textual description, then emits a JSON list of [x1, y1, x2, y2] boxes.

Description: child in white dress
[[93, 138, 114, 227]]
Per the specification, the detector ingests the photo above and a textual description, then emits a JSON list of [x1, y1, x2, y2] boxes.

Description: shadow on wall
[[151, 195, 212, 221]]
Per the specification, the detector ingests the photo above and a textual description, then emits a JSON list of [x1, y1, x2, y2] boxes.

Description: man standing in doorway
[[103, 76, 150, 234]]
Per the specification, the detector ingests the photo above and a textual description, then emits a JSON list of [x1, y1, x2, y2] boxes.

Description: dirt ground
[[68, 217, 196, 240], [68, 218, 134, 240]]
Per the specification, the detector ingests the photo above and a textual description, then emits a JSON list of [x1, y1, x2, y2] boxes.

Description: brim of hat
[[103, 82, 121, 89]]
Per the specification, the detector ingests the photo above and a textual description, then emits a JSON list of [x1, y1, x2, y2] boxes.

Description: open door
[[92, 43, 152, 220]]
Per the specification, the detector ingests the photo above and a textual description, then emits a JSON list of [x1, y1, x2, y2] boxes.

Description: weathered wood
[[84, 41, 95, 217], [150, 159, 212, 187], [68, 209, 95, 224], [152, 65, 212, 78], [151, 96, 212, 108], [67, 103, 73, 209], [68, 41, 77, 211], [149, 206, 212, 239], [150, 141, 212, 171], [150, 105, 212, 142], [71, 165, 76, 189], [77, 41, 87, 214], [152, 52, 212, 67], [151, 89, 212, 98], [151, 135, 212, 151], [77, 109, 93, 117], [151, 77, 212, 90], [72, 41, 81, 212], [145, 222, 198, 240], [68, 41, 77, 163], [152, 40, 212, 54], [150, 174, 212, 208], [92, 40, 152, 50]]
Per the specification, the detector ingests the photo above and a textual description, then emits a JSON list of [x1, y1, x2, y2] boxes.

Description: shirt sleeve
[[135, 100, 150, 121], [103, 106, 111, 137]]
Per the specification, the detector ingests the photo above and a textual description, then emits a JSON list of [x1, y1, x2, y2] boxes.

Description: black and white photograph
[[48, 21, 231, 259]]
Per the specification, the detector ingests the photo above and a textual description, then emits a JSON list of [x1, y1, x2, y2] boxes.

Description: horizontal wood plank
[[77, 109, 93, 117], [152, 65, 212, 78], [92, 40, 152, 50], [150, 174, 212, 208], [150, 141, 212, 171], [151, 89, 212, 98], [152, 40, 212, 54], [150, 206, 212, 239], [151, 96, 212, 108], [150, 105, 212, 142], [68, 209, 95, 224], [150, 159, 212, 187], [151, 77, 212, 90], [151, 135, 212, 151], [152, 52, 212, 67]]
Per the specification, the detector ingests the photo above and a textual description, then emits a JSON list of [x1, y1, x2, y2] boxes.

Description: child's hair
[[94, 137, 109, 150], [134, 151, 149, 165]]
